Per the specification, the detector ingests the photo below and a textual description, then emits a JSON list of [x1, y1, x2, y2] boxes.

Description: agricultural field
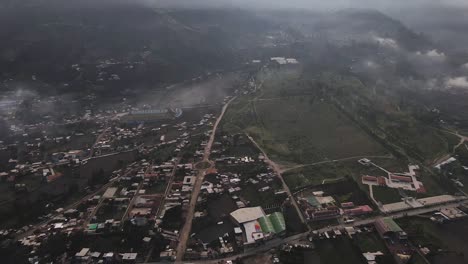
[[224, 96, 388, 165], [362, 110, 452, 163], [224, 67, 459, 176], [283, 162, 352, 190], [372, 186, 402, 204], [314, 237, 366, 264], [282, 157, 401, 191], [397, 217, 468, 264], [312, 72, 456, 164]]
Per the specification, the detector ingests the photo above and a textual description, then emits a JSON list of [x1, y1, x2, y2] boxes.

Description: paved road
[[246, 134, 307, 226], [151, 198, 467, 264], [175, 97, 236, 262]]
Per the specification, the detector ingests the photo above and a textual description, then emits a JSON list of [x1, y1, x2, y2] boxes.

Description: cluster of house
[[176, 132, 291, 260], [5, 157, 174, 263], [0, 149, 86, 187], [92, 59, 145, 82], [308, 216, 412, 264], [270, 57, 299, 65], [200, 169, 244, 199], [122, 108, 183, 124], [74, 249, 135, 263], [298, 191, 373, 221], [434, 156, 468, 188], [214, 154, 282, 193], [430, 205, 468, 223], [157, 163, 196, 219], [1, 101, 285, 262], [201, 156, 285, 209]]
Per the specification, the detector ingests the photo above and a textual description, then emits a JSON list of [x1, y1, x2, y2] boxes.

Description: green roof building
[[258, 212, 286, 234], [306, 196, 320, 207], [88, 223, 98, 231], [269, 212, 286, 233], [258, 216, 275, 234], [375, 217, 407, 240]]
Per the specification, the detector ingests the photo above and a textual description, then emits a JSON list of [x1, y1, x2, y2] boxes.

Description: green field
[[283, 162, 351, 190], [223, 68, 458, 198], [315, 237, 366, 264], [372, 186, 402, 204], [282, 157, 403, 191], [370, 113, 450, 163], [224, 97, 387, 165], [223, 67, 458, 166], [397, 217, 468, 264]]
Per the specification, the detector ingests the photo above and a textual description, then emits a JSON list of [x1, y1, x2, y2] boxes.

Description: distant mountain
[[313, 9, 432, 51], [388, 6, 468, 53], [0, 5, 440, 97], [0, 4, 278, 94]]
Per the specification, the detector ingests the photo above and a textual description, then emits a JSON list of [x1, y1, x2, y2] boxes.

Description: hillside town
[[2, 54, 468, 264]]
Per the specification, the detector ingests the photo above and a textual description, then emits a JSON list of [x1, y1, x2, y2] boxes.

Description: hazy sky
[[145, 0, 468, 10], [9, 0, 468, 11]]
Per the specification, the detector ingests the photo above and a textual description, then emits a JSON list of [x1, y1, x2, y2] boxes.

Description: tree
[[38, 233, 68, 260], [89, 168, 107, 186]]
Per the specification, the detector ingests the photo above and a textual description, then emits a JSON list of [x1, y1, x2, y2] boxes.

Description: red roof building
[[308, 207, 340, 220], [47, 172, 63, 183], [362, 175, 378, 182], [416, 186, 426, 193], [341, 202, 355, 208], [206, 168, 218, 175], [171, 182, 183, 190], [390, 175, 412, 183], [377, 176, 387, 186], [344, 205, 373, 216]]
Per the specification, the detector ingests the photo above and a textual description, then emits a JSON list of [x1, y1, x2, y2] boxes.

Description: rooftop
[[230, 206, 265, 224]]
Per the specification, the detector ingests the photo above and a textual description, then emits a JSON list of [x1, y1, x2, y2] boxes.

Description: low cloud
[[446, 76, 468, 88], [416, 49, 446, 60], [373, 36, 399, 49], [365, 60, 379, 68]]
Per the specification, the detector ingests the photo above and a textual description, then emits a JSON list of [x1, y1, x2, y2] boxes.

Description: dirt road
[[175, 97, 236, 261], [281, 154, 393, 173], [431, 130, 468, 166], [246, 134, 307, 227]]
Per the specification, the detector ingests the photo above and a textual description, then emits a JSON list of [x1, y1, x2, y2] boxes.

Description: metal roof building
[[375, 217, 406, 240], [257, 212, 286, 234], [230, 206, 265, 224], [270, 212, 286, 233]]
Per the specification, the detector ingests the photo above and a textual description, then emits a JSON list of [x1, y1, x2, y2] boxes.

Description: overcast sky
[[9, 0, 467, 12], [144, 0, 468, 10]]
